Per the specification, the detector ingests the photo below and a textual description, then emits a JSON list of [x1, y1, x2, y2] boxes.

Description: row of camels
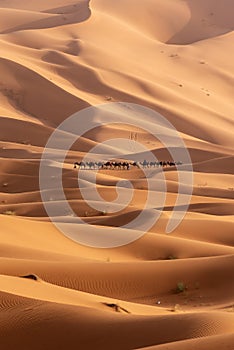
[[74, 160, 183, 170]]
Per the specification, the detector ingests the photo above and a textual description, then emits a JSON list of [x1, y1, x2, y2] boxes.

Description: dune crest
[[0, 0, 233, 349]]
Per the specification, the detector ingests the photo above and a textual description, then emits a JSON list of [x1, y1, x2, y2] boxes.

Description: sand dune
[[138, 333, 234, 350], [0, 0, 233, 349]]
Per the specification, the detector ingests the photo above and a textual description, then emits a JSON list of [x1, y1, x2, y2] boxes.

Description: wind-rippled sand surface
[[0, 1, 233, 349]]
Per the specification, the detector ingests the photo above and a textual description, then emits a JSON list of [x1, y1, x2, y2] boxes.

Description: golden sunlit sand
[[0, 0, 233, 349]]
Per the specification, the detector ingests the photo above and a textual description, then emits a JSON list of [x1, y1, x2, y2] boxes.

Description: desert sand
[[0, 0, 233, 349]]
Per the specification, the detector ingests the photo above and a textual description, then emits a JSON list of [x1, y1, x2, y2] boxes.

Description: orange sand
[[0, 0, 233, 349]]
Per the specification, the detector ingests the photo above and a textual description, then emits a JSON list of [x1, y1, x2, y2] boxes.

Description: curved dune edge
[[0, 0, 233, 349], [0, 276, 233, 350], [136, 333, 234, 350]]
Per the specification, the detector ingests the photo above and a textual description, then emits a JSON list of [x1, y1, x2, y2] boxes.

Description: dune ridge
[[0, 0, 233, 349]]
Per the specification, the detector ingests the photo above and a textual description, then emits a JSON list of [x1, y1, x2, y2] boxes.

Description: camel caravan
[[74, 160, 183, 170]]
